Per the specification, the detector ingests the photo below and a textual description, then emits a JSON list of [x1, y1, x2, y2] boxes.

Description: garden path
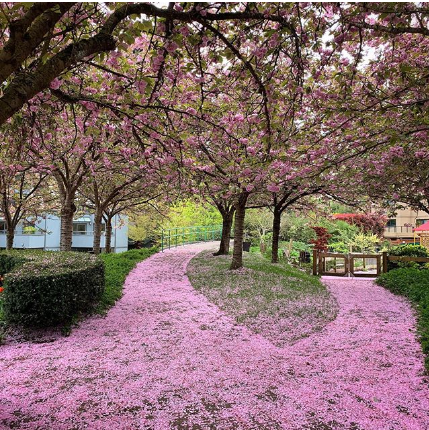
[[1, 243, 428, 430]]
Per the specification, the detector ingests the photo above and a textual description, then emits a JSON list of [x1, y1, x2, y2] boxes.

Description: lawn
[[187, 250, 338, 347]]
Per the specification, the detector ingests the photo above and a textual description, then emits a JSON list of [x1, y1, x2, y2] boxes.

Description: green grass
[[187, 251, 338, 347], [377, 268, 429, 371], [97, 247, 158, 314]]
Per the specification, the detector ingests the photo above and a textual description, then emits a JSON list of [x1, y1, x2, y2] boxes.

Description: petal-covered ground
[[1, 243, 428, 430]]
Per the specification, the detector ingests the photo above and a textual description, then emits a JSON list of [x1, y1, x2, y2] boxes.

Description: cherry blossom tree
[[0, 119, 47, 249], [0, 2, 318, 124], [25, 102, 106, 251]]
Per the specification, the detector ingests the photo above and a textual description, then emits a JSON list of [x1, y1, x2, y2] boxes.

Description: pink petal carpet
[[1, 243, 428, 429]]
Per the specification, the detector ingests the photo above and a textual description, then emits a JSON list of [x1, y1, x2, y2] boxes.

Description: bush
[[2, 251, 104, 327], [377, 268, 429, 370], [329, 241, 349, 253], [280, 213, 316, 243], [0, 254, 27, 275], [389, 244, 429, 270], [389, 244, 429, 257], [319, 219, 360, 245]]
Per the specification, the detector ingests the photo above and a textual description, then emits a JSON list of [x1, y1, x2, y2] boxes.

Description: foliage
[[329, 241, 350, 254], [98, 247, 158, 314], [161, 200, 222, 229], [310, 227, 331, 252], [377, 268, 429, 370], [332, 213, 388, 237], [319, 219, 360, 245], [280, 212, 316, 243], [128, 211, 164, 242], [263, 240, 313, 264], [244, 208, 273, 251], [2, 251, 104, 327], [350, 233, 380, 253], [389, 244, 429, 258], [388, 244, 429, 270], [0, 254, 26, 275]]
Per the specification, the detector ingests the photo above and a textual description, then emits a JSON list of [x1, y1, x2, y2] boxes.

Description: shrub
[[388, 244, 429, 270], [319, 219, 360, 245], [0, 254, 27, 275], [333, 213, 387, 236], [280, 213, 316, 243], [2, 251, 104, 327], [310, 226, 331, 251], [389, 244, 429, 257], [377, 268, 429, 370], [329, 241, 350, 254]]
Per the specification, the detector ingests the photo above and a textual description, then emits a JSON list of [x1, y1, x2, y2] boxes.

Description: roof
[[415, 220, 429, 231]]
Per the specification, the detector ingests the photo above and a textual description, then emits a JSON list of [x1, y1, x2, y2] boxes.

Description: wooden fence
[[313, 250, 429, 276]]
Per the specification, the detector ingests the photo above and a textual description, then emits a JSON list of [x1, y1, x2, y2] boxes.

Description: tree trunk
[[230, 193, 248, 270], [105, 217, 113, 253], [214, 208, 235, 256], [92, 211, 103, 255], [271, 208, 282, 263], [60, 200, 76, 251], [6, 225, 14, 250]]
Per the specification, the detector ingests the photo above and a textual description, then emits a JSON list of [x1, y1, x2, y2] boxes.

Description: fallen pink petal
[[1, 244, 428, 429]]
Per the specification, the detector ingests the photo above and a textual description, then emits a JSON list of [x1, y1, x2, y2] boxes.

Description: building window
[[416, 219, 429, 227], [73, 222, 88, 235], [0, 221, 5, 233], [386, 219, 396, 227], [23, 221, 37, 234]]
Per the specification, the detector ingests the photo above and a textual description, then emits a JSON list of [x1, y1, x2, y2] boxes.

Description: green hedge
[[1, 251, 104, 327], [0, 254, 27, 276], [377, 268, 429, 370]]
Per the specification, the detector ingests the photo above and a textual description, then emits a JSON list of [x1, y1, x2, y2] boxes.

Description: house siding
[[0, 214, 128, 253]]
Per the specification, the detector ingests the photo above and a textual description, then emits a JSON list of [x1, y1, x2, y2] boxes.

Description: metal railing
[[161, 225, 222, 251], [384, 226, 414, 234]]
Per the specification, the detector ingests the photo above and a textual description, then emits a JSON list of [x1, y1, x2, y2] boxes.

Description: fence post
[[382, 252, 388, 273], [313, 249, 318, 275], [161, 230, 164, 252]]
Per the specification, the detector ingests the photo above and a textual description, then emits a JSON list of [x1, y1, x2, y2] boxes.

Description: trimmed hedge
[[0, 254, 27, 276], [1, 251, 104, 327], [377, 268, 429, 370]]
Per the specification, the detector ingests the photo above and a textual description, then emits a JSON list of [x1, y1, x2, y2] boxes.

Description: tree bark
[[105, 217, 113, 253], [230, 193, 248, 270], [271, 207, 282, 263], [92, 211, 103, 255], [214, 208, 235, 256], [6, 226, 14, 250], [60, 200, 76, 251]]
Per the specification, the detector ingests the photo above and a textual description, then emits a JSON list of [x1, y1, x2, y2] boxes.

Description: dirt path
[[1, 244, 428, 430]]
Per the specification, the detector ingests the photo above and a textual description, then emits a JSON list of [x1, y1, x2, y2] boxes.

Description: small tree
[[310, 227, 331, 252]]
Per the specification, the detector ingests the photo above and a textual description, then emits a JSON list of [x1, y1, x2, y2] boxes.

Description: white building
[[0, 214, 128, 253]]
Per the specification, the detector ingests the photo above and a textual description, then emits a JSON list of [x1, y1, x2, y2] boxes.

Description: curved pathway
[[1, 243, 428, 430]]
